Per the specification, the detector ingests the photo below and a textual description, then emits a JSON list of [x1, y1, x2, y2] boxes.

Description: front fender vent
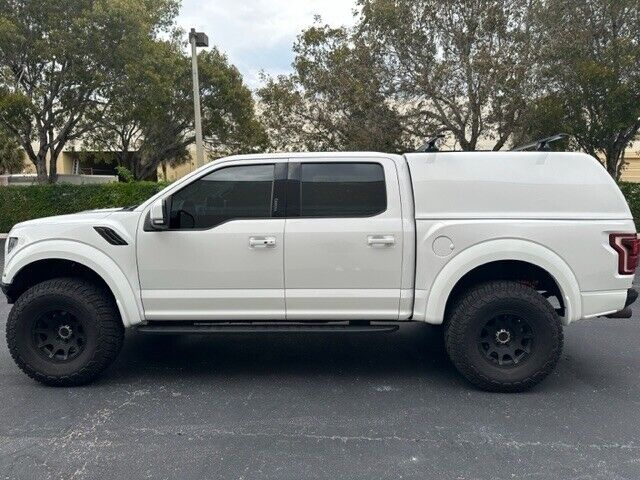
[[94, 226, 128, 246]]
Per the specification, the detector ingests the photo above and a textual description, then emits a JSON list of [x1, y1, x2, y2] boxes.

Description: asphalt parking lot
[[1, 239, 640, 479]]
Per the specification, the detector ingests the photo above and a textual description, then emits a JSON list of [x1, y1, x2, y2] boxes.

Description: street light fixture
[[189, 28, 209, 169]]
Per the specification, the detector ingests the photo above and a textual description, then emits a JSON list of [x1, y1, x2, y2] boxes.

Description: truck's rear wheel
[[6, 278, 124, 386], [444, 281, 563, 392]]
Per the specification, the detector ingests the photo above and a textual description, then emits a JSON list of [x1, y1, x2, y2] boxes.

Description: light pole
[[189, 28, 209, 168]]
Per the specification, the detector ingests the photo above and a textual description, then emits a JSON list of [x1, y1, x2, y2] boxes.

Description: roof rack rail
[[416, 134, 446, 153], [512, 133, 569, 152]]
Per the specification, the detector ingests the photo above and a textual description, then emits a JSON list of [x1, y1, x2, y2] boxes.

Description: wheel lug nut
[[495, 328, 511, 345]]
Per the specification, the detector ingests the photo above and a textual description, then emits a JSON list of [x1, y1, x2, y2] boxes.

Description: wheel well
[[7, 259, 119, 311], [444, 260, 565, 320]]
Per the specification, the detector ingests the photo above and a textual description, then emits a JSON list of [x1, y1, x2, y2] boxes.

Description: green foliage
[[358, 0, 540, 151], [0, 182, 167, 232], [512, 95, 569, 148], [86, 36, 190, 180], [257, 0, 639, 166], [114, 166, 134, 183], [257, 22, 406, 152], [619, 182, 640, 228], [198, 49, 268, 155], [528, 0, 640, 179], [1, 1, 263, 183], [0, 126, 22, 174], [0, 0, 180, 182], [89, 39, 266, 180]]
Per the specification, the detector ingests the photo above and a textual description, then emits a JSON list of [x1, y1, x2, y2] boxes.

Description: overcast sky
[[177, 0, 357, 89]]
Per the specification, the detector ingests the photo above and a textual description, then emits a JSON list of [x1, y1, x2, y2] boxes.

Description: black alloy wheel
[[445, 281, 563, 392], [6, 278, 124, 386], [478, 313, 534, 367], [31, 310, 88, 362]]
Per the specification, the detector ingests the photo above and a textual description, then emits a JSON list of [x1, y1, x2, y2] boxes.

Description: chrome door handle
[[249, 236, 276, 248], [367, 235, 395, 247]]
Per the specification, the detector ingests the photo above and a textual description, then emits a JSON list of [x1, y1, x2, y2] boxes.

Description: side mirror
[[149, 198, 168, 230]]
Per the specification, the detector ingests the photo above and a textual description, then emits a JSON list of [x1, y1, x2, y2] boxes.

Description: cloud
[[177, 0, 357, 88]]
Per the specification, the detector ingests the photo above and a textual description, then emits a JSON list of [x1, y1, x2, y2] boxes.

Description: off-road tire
[[444, 281, 563, 392], [6, 278, 124, 386]]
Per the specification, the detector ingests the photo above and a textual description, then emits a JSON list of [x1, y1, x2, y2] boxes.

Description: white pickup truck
[[2, 151, 638, 391]]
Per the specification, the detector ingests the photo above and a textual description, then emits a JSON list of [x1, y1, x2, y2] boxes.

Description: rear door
[[284, 157, 404, 320]]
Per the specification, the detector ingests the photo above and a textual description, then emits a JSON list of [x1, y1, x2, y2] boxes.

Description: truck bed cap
[[404, 151, 631, 220]]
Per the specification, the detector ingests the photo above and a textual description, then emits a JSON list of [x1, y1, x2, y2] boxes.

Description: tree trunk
[[19, 140, 48, 183], [48, 147, 58, 184], [132, 156, 141, 181], [35, 154, 48, 183], [605, 149, 622, 181], [615, 150, 626, 182]]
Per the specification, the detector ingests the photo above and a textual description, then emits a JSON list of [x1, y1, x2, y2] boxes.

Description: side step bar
[[136, 322, 399, 335]]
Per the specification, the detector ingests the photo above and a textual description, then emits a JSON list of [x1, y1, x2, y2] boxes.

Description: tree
[[84, 36, 187, 180], [0, 0, 178, 182], [257, 22, 406, 153], [529, 0, 640, 179], [0, 125, 22, 174], [358, 0, 541, 151], [88, 38, 266, 180]]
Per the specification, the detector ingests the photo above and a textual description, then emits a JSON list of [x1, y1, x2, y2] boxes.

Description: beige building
[[619, 141, 640, 182], [157, 146, 201, 181], [15, 144, 205, 182], [20, 151, 84, 176]]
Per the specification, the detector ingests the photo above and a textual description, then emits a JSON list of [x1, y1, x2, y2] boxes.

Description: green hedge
[[0, 182, 167, 232], [618, 182, 640, 227], [1, 181, 639, 233]]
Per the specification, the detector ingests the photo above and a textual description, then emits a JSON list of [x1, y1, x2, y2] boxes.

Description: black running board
[[136, 322, 399, 335]]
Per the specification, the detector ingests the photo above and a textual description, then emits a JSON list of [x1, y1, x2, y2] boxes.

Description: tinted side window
[[170, 164, 275, 229], [300, 163, 386, 217]]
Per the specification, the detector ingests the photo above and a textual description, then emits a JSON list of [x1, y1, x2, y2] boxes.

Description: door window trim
[[144, 159, 389, 230], [159, 162, 287, 231], [286, 161, 388, 219]]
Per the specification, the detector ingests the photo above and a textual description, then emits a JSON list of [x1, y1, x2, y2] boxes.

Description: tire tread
[[6, 277, 124, 386], [444, 281, 563, 392]]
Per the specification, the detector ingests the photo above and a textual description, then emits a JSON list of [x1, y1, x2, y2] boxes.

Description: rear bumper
[[625, 288, 638, 308], [605, 288, 638, 319]]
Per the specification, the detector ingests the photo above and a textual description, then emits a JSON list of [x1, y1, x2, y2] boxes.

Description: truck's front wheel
[[445, 281, 563, 392], [6, 278, 124, 386]]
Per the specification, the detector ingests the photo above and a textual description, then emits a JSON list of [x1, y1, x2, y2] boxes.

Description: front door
[[137, 161, 287, 321], [284, 158, 404, 320]]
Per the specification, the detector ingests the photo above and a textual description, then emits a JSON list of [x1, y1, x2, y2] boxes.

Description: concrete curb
[[0, 234, 7, 239]]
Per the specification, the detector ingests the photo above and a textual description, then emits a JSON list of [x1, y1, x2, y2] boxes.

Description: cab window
[[299, 162, 386, 217], [169, 164, 275, 229]]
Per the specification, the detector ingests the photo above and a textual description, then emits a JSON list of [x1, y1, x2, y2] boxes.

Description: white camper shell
[[406, 151, 632, 221]]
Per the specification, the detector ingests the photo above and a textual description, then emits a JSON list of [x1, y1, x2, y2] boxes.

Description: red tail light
[[609, 233, 639, 275]]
